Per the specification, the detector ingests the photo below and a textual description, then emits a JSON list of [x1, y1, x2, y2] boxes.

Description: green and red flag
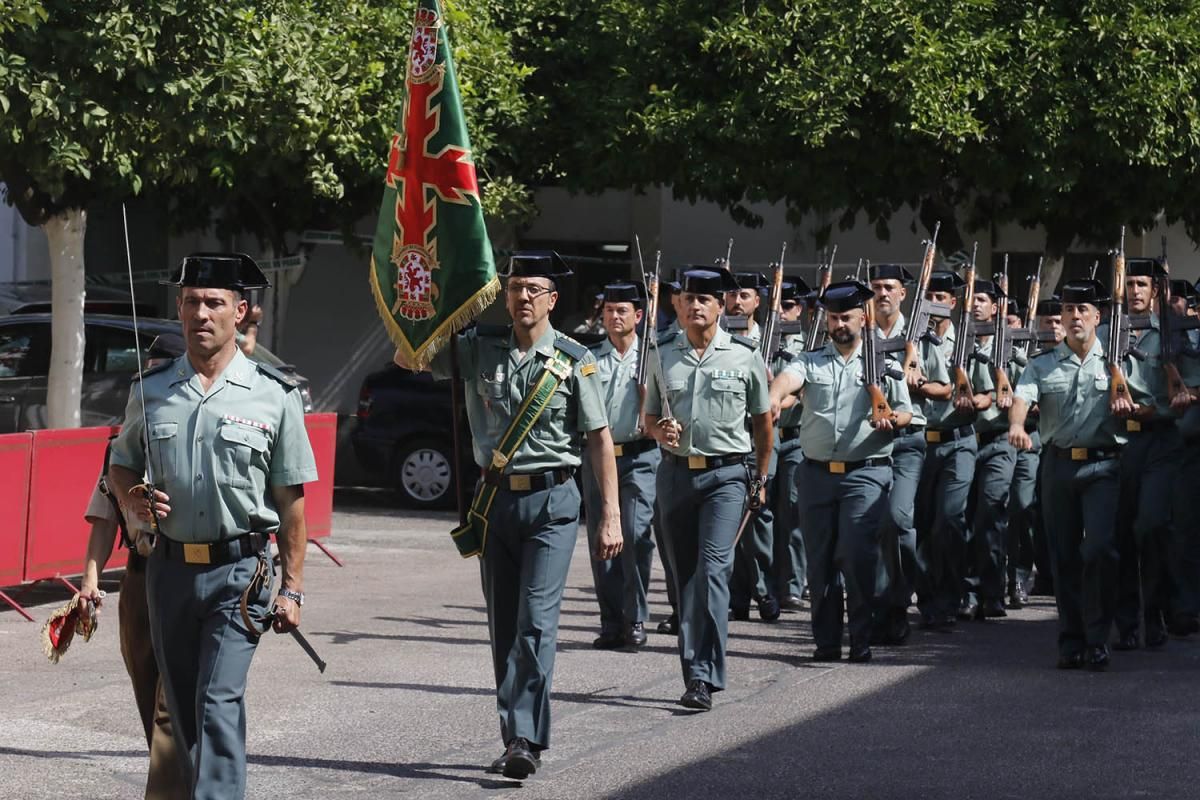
[[369, 0, 498, 368]]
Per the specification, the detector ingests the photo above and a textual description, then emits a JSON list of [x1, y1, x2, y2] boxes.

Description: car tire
[[393, 437, 456, 509]]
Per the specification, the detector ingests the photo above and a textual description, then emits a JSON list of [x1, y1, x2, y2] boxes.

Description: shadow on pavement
[[328, 680, 679, 711]]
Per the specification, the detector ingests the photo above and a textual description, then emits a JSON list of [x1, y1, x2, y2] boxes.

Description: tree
[[0, 0, 532, 427]]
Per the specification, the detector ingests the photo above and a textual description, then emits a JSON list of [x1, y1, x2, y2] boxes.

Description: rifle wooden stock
[[1166, 361, 1187, 401], [953, 365, 974, 400], [867, 383, 894, 427], [903, 340, 922, 377], [994, 366, 1013, 404], [1108, 361, 1130, 404], [1107, 231, 1130, 402]]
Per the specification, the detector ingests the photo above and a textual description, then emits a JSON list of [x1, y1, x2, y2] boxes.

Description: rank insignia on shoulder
[[580, 363, 597, 377]]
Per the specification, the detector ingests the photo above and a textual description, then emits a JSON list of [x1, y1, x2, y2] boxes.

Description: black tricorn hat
[[818, 280, 875, 313], [682, 267, 739, 299], [973, 279, 1005, 300], [1036, 296, 1063, 316], [927, 270, 967, 294], [1169, 279, 1196, 299], [602, 282, 645, 306], [780, 278, 812, 302], [1006, 298, 1023, 318], [1060, 279, 1111, 306], [733, 271, 768, 290], [868, 263, 915, 283], [505, 250, 573, 279], [1125, 257, 1165, 278], [162, 252, 270, 291]]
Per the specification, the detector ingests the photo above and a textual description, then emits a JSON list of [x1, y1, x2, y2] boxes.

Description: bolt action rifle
[[950, 243, 979, 405], [806, 246, 836, 351]]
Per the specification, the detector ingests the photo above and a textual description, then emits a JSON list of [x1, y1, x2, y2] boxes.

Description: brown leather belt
[[154, 532, 268, 566], [481, 468, 574, 492]]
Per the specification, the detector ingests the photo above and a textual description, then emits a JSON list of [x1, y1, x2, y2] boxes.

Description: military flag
[[369, 0, 498, 368]]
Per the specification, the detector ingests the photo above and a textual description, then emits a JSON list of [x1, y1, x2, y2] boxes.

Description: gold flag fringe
[[369, 255, 500, 370]]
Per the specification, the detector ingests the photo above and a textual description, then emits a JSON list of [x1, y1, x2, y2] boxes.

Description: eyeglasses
[[505, 282, 553, 299], [781, 301, 799, 310]]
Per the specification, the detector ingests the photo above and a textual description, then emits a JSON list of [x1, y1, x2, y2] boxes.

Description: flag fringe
[[369, 256, 499, 369]]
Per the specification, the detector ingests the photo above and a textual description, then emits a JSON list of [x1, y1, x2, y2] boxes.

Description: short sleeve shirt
[[591, 336, 644, 444], [1013, 337, 1126, 448]]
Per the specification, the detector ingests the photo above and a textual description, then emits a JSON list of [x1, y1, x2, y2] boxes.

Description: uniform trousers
[[1041, 451, 1120, 655], [582, 447, 660, 633], [1006, 431, 1041, 594], [146, 545, 272, 800], [876, 430, 926, 625], [479, 479, 580, 751], [731, 447, 777, 610], [966, 436, 1018, 606], [915, 435, 977, 619], [772, 437, 808, 599], [1170, 438, 1200, 624], [657, 460, 747, 690], [798, 461, 891, 650]]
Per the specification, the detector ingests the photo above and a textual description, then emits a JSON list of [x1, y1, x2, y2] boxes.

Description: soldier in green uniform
[[769, 280, 913, 663], [584, 282, 661, 650], [405, 252, 623, 779], [1112, 259, 1189, 650], [770, 280, 811, 609], [644, 268, 773, 712], [1005, 298, 1042, 607], [108, 254, 317, 800], [653, 275, 684, 636], [1009, 279, 1126, 670], [1170, 338, 1200, 635]]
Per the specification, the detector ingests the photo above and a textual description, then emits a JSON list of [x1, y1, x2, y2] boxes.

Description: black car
[[0, 313, 313, 433], [0, 283, 157, 317], [353, 363, 472, 509]]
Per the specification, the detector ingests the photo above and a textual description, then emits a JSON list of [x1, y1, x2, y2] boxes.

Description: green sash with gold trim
[[451, 348, 576, 558]]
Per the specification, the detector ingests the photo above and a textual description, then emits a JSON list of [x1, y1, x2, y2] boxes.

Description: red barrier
[[23, 426, 124, 583], [303, 413, 337, 540], [0, 432, 34, 586]]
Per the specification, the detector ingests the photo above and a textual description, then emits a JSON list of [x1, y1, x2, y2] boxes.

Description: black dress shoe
[[486, 753, 507, 774], [679, 679, 712, 711], [888, 616, 911, 645], [780, 593, 804, 611], [1168, 613, 1200, 637], [625, 621, 647, 647], [1144, 627, 1168, 649], [848, 644, 872, 663], [501, 738, 540, 779], [956, 599, 980, 621], [812, 646, 842, 662], [979, 600, 1007, 619], [756, 593, 781, 622], [918, 610, 940, 630], [729, 606, 751, 622], [801, 587, 811, 601], [657, 613, 678, 635], [1056, 651, 1084, 670], [592, 631, 625, 650], [1086, 645, 1110, 672], [1112, 631, 1139, 651]]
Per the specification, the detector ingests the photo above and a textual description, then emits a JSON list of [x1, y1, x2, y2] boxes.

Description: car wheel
[[394, 437, 455, 508]]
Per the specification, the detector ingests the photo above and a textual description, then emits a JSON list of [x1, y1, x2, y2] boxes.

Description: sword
[[272, 605, 327, 673]]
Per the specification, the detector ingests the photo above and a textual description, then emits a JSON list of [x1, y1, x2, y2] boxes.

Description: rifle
[[760, 243, 786, 365], [806, 246, 836, 351], [635, 241, 674, 425], [950, 243, 979, 405], [716, 237, 734, 269], [634, 237, 660, 432], [863, 296, 901, 426], [1107, 228, 1134, 405], [1158, 237, 1188, 400], [903, 221, 950, 380]]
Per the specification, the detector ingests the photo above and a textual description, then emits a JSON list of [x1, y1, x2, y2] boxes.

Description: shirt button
[[196, 474, 203, 481], [196, 435, 203, 442]]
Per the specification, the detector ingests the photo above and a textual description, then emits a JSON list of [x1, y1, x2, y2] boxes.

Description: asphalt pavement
[[2, 490, 1199, 799]]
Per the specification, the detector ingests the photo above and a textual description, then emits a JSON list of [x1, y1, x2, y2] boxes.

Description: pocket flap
[[219, 425, 268, 452], [711, 378, 743, 392], [149, 422, 177, 440]]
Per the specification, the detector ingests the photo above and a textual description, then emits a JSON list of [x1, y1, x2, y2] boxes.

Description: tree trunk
[[44, 208, 87, 429]]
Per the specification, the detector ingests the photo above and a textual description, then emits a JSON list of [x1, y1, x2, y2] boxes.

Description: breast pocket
[[217, 425, 269, 489], [802, 373, 834, 410], [533, 389, 569, 440], [710, 377, 747, 423], [148, 421, 178, 482], [1093, 375, 1110, 393], [476, 382, 510, 436]]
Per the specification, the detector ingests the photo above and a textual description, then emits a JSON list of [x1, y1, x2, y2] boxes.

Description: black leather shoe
[[486, 753, 507, 774], [1168, 613, 1200, 637], [1056, 651, 1084, 670], [957, 599, 980, 621], [1145, 627, 1168, 649], [729, 606, 751, 622], [501, 738, 539, 779], [848, 644, 872, 663], [780, 593, 804, 611], [679, 679, 712, 711], [657, 614, 678, 635], [918, 610, 940, 630], [1086, 645, 1110, 672], [592, 631, 624, 650], [756, 593, 781, 622], [888, 615, 912, 645], [812, 646, 842, 662], [1112, 631, 1139, 651], [625, 622, 647, 648], [801, 587, 811, 601], [979, 600, 1007, 619]]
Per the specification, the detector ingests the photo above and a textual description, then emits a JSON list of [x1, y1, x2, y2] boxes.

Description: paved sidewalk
[[2, 494, 1199, 799]]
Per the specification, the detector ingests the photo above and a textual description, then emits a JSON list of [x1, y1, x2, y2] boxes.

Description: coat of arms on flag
[[369, 0, 498, 368]]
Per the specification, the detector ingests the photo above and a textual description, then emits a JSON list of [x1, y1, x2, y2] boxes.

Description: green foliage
[[0, 0, 533, 247]]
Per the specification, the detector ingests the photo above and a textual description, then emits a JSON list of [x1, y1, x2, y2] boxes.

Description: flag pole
[[449, 335, 468, 526]]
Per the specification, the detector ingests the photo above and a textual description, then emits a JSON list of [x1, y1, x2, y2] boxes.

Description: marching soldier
[[771, 280, 811, 609], [409, 252, 623, 779], [1006, 298, 1041, 607], [1170, 336, 1200, 635], [644, 267, 773, 711], [1008, 279, 1126, 670], [108, 254, 317, 799], [584, 283, 661, 650], [768, 280, 913, 663], [654, 272, 688, 636]]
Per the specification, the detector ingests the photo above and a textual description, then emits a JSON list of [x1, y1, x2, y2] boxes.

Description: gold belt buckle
[[1070, 447, 1088, 461], [183, 543, 211, 565], [509, 474, 532, 491], [613, 444, 624, 457], [926, 430, 942, 443], [688, 455, 707, 469], [829, 461, 846, 474], [1126, 420, 1141, 433]]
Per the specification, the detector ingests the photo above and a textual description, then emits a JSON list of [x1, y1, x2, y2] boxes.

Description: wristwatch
[[278, 588, 304, 606]]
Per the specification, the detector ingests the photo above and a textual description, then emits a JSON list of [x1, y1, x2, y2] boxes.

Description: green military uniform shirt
[[1013, 337, 1127, 448], [923, 322, 987, 430], [972, 334, 1016, 433], [1121, 316, 1173, 421], [111, 349, 318, 544], [782, 339, 913, 462], [590, 335, 644, 444], [875, 311, 932, 428], [432, 325, 608, 471], [774, 331, 807, 429], [644, 326, 770, 457]]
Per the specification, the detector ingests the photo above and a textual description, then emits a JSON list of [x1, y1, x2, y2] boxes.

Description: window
[[88, 326, 150, 374], [0, 330, 34, 378]]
